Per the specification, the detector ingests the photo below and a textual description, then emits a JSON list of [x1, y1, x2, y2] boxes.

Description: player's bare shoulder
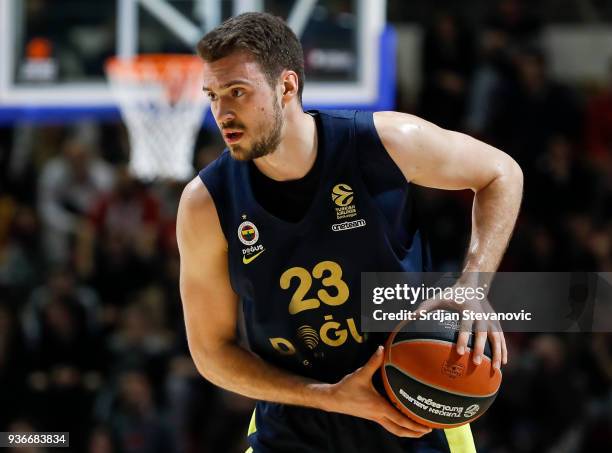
[[176, 176, 226, 256], [373, 110, 521, 191], [372, 111, 439, 152], [372, 111, 441, 183]]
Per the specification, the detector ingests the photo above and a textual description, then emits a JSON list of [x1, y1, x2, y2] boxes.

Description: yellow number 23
[[280, 261, 350, 315]]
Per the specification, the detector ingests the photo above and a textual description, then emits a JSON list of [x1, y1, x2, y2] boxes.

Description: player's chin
[[228, 144, 252, 161]]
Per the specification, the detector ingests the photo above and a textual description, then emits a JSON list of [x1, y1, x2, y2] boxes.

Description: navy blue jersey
[[200, 110, 429, 383], [199, 110, 474, 452]]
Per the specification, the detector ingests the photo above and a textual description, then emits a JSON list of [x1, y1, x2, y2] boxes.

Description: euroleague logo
[[331, 183, 354, 206], [464, 404, 479, 418], [331, 182, 365, 231], [238, 221, 259, 246]]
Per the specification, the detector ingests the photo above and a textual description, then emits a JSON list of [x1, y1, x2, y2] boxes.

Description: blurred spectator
[[587, 227, 612, 271], [488, 335, 588, 452], [589, 333, 612, 393], [0, 127, 13, 193], [514, 224, 562, 271], [485, 0, 542, 46], [20, 267, 102, 450], [530, 135, 596, 221], [106, 299, 173, 395], [0, 204, 42, 294], [206, 390, 254, 453], [22, 266, 100, 359], [466, 20, 515, 135], [108, 370, 174, 453], [585, 58, 612, 163], [419, 11, 474, 130], [0, 304, 28, 430], [486, 47, 582, 175], [581, 333, 612, 450], [527, 335, 588, 451], [88, 166, 160, 243], [165, 355, 216, 453], [7, 125, 67, 203], [88, 426, 115, 453], [563, 214, 602, 271], [466, 0, 542, 136], [37, 138, 114, 264], [77, 165, 162, 306], [6, 419, 45, 453]]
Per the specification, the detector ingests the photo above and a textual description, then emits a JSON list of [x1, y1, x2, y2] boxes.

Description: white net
[[105, 55, 208, 181]]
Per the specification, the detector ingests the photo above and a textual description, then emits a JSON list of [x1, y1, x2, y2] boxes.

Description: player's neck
[[252, 107, 317, 182]]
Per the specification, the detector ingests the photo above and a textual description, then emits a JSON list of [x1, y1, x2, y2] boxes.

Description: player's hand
[[325, 346, 432, 438], [418, 290, 508, 370]]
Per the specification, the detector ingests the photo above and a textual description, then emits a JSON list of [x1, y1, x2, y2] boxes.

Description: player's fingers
[[377, 417, 431, 438], [360, 345, 384, 377], [381, 403, 431, 433], [456, 314, 473, 356], [456, 331, 470, 356], [489, 330, 502, 370], [500, 330, 508, 365], [472, 330, 487, 365], [376, 418, 411, 438]]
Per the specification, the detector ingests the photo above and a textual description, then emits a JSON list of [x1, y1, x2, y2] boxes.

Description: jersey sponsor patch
[[331, 219, 366, 231], [242, 247, 265, 264]]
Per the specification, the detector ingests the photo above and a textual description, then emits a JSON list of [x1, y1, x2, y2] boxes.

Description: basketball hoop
[[105, 54, 208, 181]]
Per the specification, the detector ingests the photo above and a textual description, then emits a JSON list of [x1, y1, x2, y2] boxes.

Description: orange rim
[[105, 54, 202, 80]]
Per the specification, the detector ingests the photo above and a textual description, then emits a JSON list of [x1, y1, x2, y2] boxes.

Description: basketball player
[[177, 12, 522, 453]]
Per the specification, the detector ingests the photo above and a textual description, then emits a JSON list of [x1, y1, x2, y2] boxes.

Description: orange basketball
[[381, 311, 502, 429]]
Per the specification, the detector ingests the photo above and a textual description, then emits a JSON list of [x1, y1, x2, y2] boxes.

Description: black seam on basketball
[[384, 363, 499, 398]]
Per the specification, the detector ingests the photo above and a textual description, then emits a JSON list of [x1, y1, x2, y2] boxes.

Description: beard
[[225, 94, 283, 161]]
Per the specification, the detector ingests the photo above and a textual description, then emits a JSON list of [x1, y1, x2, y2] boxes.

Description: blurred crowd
[[414, 0, 611, 274], [409, 2, 612, 452], [0, 1, 611, 452]]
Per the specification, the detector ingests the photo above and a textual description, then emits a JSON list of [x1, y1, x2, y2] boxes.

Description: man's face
[[202, 51, 283, 161]]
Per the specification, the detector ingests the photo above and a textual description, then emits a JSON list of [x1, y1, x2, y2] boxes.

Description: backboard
[[0, 0, 394, 124]]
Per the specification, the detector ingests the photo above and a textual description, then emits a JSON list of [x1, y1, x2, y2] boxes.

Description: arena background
[[0, 0, 611, 452]]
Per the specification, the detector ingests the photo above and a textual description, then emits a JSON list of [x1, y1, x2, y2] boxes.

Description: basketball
[[381, 311, 502, 429]]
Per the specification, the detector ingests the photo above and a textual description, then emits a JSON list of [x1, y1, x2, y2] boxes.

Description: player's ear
[[280, 70, 299, 105]]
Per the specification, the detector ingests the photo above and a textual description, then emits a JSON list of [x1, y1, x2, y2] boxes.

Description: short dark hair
[[196, 12, 305, 103]]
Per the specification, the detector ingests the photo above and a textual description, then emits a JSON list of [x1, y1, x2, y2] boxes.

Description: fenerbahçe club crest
[[238, 220, 265, 264]]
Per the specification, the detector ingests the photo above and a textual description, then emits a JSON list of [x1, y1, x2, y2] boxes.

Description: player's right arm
[[176, 177, 431, 438]]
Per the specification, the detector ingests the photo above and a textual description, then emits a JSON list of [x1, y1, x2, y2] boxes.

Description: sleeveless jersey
[[199, 110, 430, 384]]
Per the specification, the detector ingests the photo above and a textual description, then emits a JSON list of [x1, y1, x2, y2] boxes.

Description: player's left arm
[[373, 111, 524, 369]]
